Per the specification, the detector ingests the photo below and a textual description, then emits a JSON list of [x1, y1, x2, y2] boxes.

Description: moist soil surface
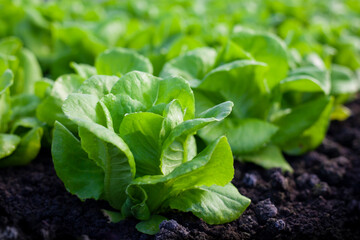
[[0, 98, 359, 240]]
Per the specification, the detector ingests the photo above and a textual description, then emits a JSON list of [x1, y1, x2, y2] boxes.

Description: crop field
[[0, 0, 359, 239]]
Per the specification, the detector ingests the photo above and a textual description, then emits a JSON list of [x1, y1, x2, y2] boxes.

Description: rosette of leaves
[[160, 29, 293, 171], [0, 36, 43, 167], [160, 28, 359, 171], [51, 71, 250, 234]]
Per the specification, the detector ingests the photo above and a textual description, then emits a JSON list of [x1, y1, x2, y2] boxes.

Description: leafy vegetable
[[160, 30, 358, 171], [51, 71, 250, 234], [95, 48, 153, 77], [0, 0, 359, 235], [0, 37, 44, 166]]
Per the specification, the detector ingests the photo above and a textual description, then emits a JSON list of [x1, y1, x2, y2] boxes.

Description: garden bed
[[0, 97, 359, 240]]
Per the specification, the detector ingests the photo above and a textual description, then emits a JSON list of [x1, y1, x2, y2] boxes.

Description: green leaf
[[36, 74, 84, 127], [70, 62, 97, 79], [102, 210, 125, 223], [198, 60, 269, 119], [95, 48, 153, 77], [280, 75, 327, 94], [0, 70, 13, 132], [129, 136, 234, 212], [52, 122, 104, 200], [194, 89, 223, 117], [77, 75, 119, 99], [10, 117, 41, 134], [0, 126, 43, 167], [155, 76, 195, 120], [78, 127, 108, 170], [331, 104, 351, 121], [78, 126, 135, 209], [241, 145, 293, 172], [166, 35, 205, 59], [282, 97, 334, 155], [111, 71, 195, 120], [231, 28, 289, 89], [217, 40, 253, 65], [12, 9, 51, 60], [303, 53, 326, 70], [199, 118, 278, 155], [0, 92, 11, 133], [0, 54, 18, 82], [289, 67, 330, 95], [122, 184, 150, 220], [330, 64, 359, 95], [49, 74, 85, 101], [160, 102, 233, 174], [160, 134, 195, 175], [158, 100, 195, 174], [135, 215, 167, 235], [50, 23, 106, 76], [110, 71, 160, 110], [10, 94, 40, 122], [198, 101, 234, 120], [34, 78, 53, 99], [160, 100, 185, 140], [62, 93, 136, 209], [0, 37, 22, 56], [97, 100, 115, 131], [169, 183, 250, 224], [160, 47, 217, 87], [62, 93, 109, 125], [0, 134, 21, 159], [272, 96, 331, 146], [119, 112, 164, 176], [14, 48, 42, 95], [37, 96, 72, 129], [101, 93, 146, 132], [0, 69, 13, 94]]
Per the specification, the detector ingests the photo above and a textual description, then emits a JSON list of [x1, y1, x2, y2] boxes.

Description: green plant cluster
[[0, 37, 43, 167], [0, 0, 359, 235]]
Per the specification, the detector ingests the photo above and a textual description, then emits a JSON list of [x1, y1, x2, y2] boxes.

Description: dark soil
[[0, 98, 359, 240]]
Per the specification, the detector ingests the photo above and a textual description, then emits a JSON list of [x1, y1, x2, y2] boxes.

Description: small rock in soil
[[265, 218, 286, 235], [273, 219, 286, 231], [270, 171, 289, 190], [331, 156, 350, 167], [255, 199, 278, 223], [0, 226, 18, 240], [242, 173, 258, 187], [296, 173, 320, 189], [312, 182, 331, 196], [156, 220, 189, 240]]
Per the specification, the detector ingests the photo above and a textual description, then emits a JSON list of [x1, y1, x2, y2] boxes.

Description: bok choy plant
[[51, 71, 250, 234]]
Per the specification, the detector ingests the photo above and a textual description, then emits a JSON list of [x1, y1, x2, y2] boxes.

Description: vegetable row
[[0, 0, 359, 235]]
